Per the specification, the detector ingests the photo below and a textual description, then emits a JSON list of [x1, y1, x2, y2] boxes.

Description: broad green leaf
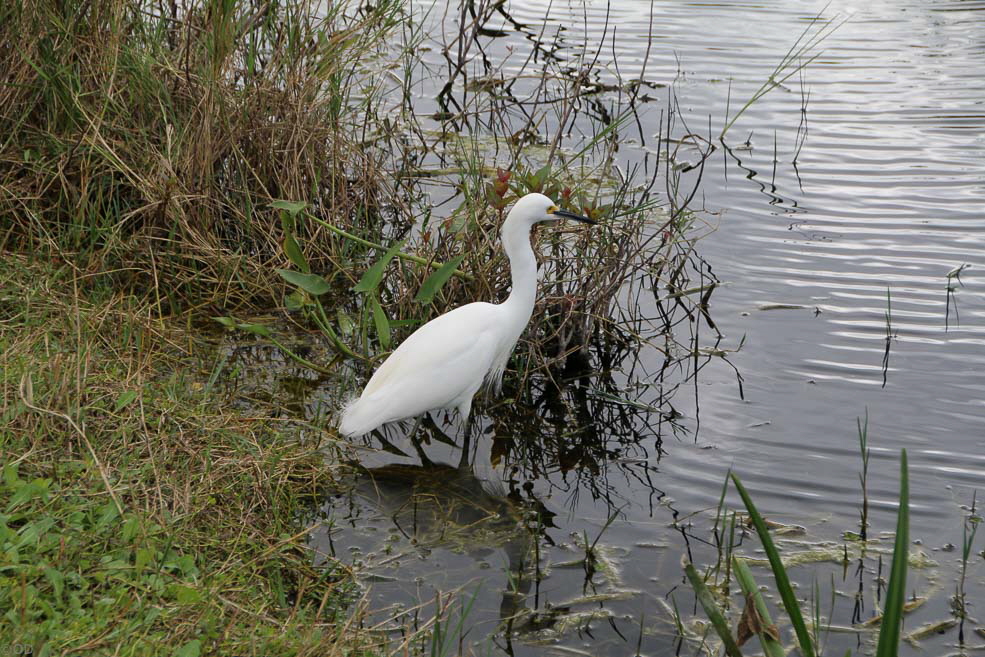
[[353, 239, 406, 293], [8, 479, 51, 510], [122, 515, 140, 542], [171, 584, 202, 604], [212, 316, 236, 329], [173, 639, 201, 657], [95, 501, 119, 530], [114, 390, 138, 412], [270, 199, 307, 216], [415, 255, 465, 304], [44, 566, 64, 599], [282, 233, 309, 273], [135, 547, 154, 572], [3, 462, 20, 488], [284, 289, 306, 311], [276, 269, 330, 296], [336, 309, 355, 336], [370, 296, 390, 349]]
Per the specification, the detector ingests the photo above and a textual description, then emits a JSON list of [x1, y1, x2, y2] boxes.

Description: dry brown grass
[[1, 0, 402, 313]]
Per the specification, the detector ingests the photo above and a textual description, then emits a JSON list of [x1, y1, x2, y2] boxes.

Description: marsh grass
[[1, 0, 403, 311], [681, 442, 914, 657], [0, 256, 397, 654], [3, 0, 730, 652]]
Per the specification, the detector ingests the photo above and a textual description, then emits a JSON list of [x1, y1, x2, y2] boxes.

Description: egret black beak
[[551, 208, 597, 225]]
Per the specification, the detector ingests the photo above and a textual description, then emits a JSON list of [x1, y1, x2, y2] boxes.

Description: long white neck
[[500, 214, 538, 321]]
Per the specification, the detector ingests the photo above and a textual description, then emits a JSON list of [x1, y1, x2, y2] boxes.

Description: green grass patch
[[0, 256, 373, 655]]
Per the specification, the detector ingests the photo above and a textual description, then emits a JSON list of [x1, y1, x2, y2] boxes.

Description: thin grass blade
[[875, 449, 909, 657], [684, 563, 744, 657]]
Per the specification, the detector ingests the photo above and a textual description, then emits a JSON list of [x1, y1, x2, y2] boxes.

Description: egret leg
[[457, 407, 475, 470], [407, 415, 433, 466]]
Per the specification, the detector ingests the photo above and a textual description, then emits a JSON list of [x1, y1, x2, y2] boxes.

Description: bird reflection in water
[[342, 450, 559, 642]]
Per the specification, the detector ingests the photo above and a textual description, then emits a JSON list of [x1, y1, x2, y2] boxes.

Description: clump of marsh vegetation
[[1, 0, 403, 311], [251, 0, 729, 473], [0, 0, 728, 653], [677, 417, 982, 657]]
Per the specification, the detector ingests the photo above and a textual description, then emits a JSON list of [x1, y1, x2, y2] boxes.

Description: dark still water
[[308, 1, 985, 655]]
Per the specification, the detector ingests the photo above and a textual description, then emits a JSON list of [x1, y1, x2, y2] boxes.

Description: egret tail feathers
[[338, 396, 382, 437]]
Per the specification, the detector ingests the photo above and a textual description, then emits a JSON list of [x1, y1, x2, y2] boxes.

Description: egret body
[[338, 192, 594, 437]]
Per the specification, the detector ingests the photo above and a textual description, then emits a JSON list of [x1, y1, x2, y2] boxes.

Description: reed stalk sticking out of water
[[720, 8, 844, 141], [685, 448, 911, 657]]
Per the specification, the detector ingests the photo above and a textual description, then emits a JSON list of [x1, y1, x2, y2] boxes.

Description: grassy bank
[[0, 0, 404, 653], [0, 256, 373, 655]]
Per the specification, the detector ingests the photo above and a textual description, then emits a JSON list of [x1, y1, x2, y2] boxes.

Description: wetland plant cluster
[[0, 0, 714, 653]]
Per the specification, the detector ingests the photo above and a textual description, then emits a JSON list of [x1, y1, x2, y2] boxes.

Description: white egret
[[339, 192, 595, 437]]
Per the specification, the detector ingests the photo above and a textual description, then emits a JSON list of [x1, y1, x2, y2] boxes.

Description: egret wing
[[357, 302, 502, 424]]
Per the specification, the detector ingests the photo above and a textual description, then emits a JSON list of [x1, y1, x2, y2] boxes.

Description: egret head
[[506, 192, 596, 230]]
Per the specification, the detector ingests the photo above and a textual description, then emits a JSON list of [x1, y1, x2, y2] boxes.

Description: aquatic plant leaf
[[684, 563, 744, 657], [285, 290, 306, 311], [731, 472, 816, 657], [236, 323, 272, 338], [353, 239, 406, 293], [370, 295, 390, 349], [282, 233, 309, 273], [270, 199, 307, 217], [875, 449, 909, 657], [732, 558, 784, 657], [277, 269, 330, 296], [336, 309, 355, 336], [415, 255, 465, 304]]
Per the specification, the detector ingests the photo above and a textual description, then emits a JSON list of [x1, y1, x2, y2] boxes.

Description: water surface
[[305, 1, 985, 654]]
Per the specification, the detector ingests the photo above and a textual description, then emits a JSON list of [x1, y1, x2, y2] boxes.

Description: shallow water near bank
[[224, 0, 985, 654]]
